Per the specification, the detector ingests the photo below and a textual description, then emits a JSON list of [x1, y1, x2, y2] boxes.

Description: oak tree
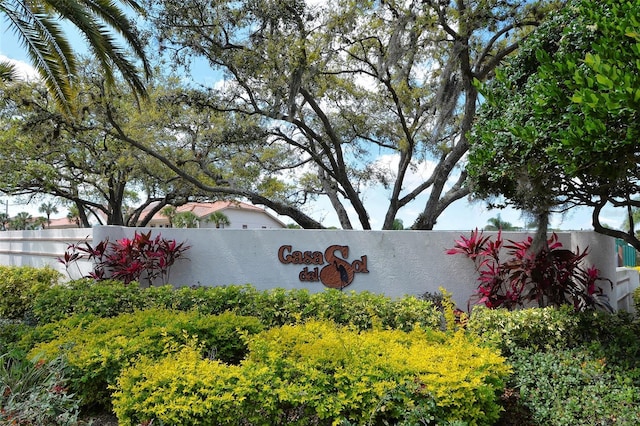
[[139, 0, 555, 229]]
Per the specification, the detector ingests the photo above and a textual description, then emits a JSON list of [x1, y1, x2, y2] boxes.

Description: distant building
[[43, 217, 81, 229], [141, 200, 287, 229]]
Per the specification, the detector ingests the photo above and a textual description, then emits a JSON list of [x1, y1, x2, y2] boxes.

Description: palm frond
[[0, 61, 20, 82], [45, 0, 151, 99], [2, 1, 77, 114]]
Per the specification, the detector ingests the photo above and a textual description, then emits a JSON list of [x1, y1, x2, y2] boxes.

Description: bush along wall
[[112, 320, 511, 426], [32, 282, 443, 331], [0, 265, 61, 321]]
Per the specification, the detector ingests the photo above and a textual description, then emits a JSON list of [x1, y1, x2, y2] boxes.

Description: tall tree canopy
[[468, 0, 640, 249], [139, 0, 555, 229], [1, 0, 151, 113], [0, 59, 300, 226], [0, 64, 208, 226]]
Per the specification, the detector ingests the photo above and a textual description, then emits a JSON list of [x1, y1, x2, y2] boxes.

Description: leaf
[[596, 74, 613, 89]]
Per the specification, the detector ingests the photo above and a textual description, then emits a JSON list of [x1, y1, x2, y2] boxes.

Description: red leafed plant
[[59, 231, 190, 286], [447, 229, 612, 312]]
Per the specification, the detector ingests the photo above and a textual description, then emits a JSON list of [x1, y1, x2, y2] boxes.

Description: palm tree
[[38, 202, 58, 228], [207, 211, 231, 229], [32, 216, 47, 230], [484, 214, 518, 231], [161, 205, 177, 228], [10, 211, 32, 230], [1, 0, 151, 114], [67, 205, 81, 227], [0, 213, 9, 231], [174, 211, 199, 228], [0, 61, 19, 82]]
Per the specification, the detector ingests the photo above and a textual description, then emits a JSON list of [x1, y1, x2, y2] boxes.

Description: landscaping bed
[[1, 266, 640, 425]]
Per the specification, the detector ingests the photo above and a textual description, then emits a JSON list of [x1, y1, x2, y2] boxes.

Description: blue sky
[[0, 23, 624, 231]]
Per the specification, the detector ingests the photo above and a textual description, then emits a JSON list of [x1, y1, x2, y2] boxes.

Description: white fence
[[0, 226, 636, 312]]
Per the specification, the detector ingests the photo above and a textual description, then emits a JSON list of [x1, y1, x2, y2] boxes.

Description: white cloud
[[0, 55, 39, 81]]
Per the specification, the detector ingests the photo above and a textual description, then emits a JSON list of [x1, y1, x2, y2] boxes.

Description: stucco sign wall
[[91, 226, 616, 309]]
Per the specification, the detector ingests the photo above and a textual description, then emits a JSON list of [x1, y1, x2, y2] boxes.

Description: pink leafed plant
[[59, 231, 190, 286], [447, 229, 612, 312]]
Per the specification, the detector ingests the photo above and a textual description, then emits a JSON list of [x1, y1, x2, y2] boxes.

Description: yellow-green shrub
[[0, 266, 61, 320], [634, 285, 640, 314], [113, 320, 510, 426], [27, 309, 263, 407]]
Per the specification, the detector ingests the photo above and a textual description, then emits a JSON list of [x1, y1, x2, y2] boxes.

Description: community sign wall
[[92, 227, 617, 309], [0, 226, 619, 309]]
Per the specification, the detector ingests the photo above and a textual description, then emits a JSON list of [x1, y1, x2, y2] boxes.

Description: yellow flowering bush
[[113, 320, 510, 426], [27, 309, 263, 407]]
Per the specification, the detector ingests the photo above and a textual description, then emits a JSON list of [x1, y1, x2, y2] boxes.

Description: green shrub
[[0, 353, 81, 425], [0, 266, 61, 320], [28, 309, 263, 408], [510, 348, 640, 425], [634, 284, 640, 314], [112, 321, 510, 426], [33, 282, 443, 331], [31, 279, 176, 324], [574, 310, 640, 374], [0, 320, 32, 355], [467, 305, 580, 355]]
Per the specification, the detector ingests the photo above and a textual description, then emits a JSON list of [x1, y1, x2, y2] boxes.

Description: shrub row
[[26, 309, 263, 408], [31, 280, 443, 331], [112, 321, 511, 426]]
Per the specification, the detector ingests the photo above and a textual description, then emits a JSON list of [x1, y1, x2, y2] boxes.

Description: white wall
[[0, 228, 94, 279], [92, 227, 619, 310], [0, 226, 625, 311]]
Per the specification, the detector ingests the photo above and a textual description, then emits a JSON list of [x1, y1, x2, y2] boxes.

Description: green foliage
[[32, 279, 175, 324], [468, 307, 640, 424], [469, 306, 640, 362], [0, 320, 31, 356], [0, 266, 61, 321], [0, 353, 81, 425], [468, 305, 581, 356], [468, 0, 640, 248], [573, 310, 640, 373], [32, 282, 442, 330], [634, 285, 640, 314], [112, 321, 510, 426], [27, 309, 263, 408], [510, 348, 640, 425]]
